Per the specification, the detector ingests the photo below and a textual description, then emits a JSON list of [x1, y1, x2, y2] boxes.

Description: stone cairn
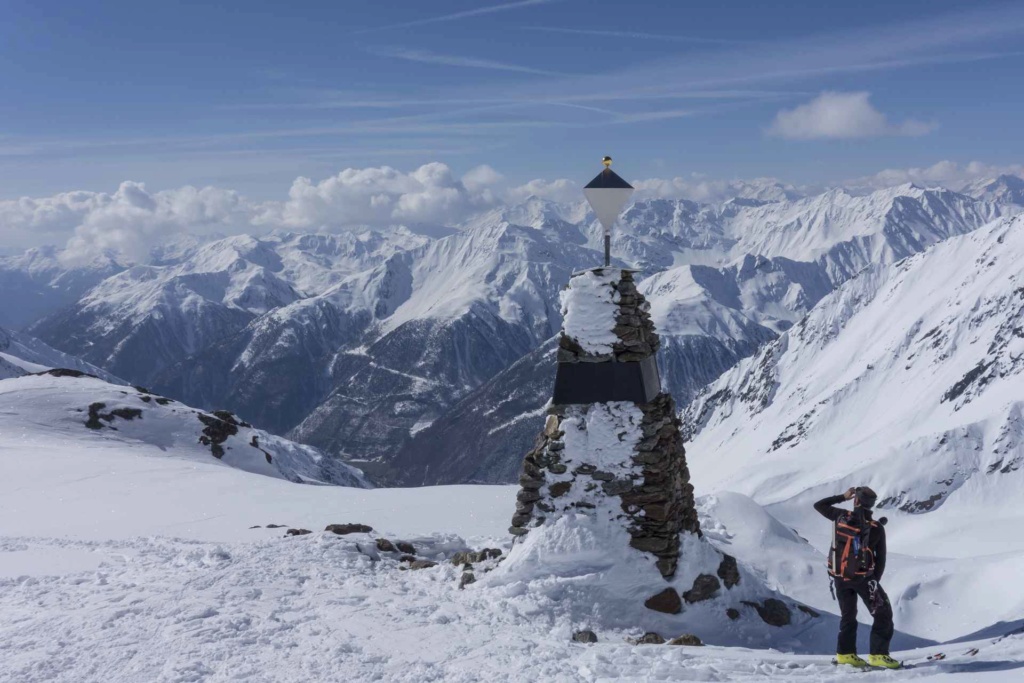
[[510, 268, 701, 581]]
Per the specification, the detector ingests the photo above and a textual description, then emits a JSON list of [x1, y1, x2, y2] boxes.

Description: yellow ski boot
[[835, 653, 869, 667], [868, 654, 902, 669]]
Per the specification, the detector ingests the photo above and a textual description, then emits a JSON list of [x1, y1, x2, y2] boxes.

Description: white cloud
[[274, 163, 502, 230], [0, 182, 257, 265], [3, 159, 1021, 264], [370, 47, 563, 76], [767, 91, 937, 140], [845, 160, 1024, 192], [353, 0, 557, 34]]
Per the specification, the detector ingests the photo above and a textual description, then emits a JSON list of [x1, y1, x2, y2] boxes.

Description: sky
[[1, 0, 1023, 256]]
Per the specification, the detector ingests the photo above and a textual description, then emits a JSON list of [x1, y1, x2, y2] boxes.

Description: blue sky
[[2, 0, 1023, 199]]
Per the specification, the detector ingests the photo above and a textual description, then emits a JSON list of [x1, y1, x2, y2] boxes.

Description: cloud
[[521, 26, 752, 45], [4, 159, 1021, 265], [767, 91, 937, 140], [369, 47, 564, 76], [632, 175, 806, 203], [845, 160, 1024, 191], [272, 163, 502, 230], [353, 0, 558, 34]]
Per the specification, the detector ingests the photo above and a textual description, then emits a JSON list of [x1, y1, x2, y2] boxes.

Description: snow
[[2, 185, 1024, 680], [559, 268, 621, 354], [1, 372, 1022, 680], [0, 325, 120, 382]]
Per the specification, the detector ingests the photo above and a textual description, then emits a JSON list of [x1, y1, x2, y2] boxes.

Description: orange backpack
[[828, 512, 878, 580]]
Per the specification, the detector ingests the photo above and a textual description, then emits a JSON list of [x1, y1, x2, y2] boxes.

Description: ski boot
[[868, 654, 901, 669], [835, 653, 869, 667]]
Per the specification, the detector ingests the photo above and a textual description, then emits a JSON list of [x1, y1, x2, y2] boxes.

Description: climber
[[814, 486, 900, 670]]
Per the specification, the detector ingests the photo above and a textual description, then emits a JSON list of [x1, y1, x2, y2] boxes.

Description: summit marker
[[583, 156, 634, 267]]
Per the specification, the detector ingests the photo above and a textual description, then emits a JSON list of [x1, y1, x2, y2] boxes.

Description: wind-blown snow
[[559, 269, 621, 354]]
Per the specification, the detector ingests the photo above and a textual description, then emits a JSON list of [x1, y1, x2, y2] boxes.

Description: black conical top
[[585, 168, 633, 190]]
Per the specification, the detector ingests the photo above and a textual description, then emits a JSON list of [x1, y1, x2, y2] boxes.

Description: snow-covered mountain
[[0, 246, 123, 329], [0, 325, 119, 382], [681, 215, 1024, 639], [962, 174, 1024, 207], [0, 371, 369, 487], [10, 183, 1012, 483]]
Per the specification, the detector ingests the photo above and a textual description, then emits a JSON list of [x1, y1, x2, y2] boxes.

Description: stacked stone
[[510, 268, 700, 580], [555, 269, 660, 364]]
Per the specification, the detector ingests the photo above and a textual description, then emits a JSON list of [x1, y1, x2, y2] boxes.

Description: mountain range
[[1, 177, 1019, 485]]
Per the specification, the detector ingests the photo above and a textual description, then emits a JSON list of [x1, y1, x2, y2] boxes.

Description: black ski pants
[[836, 579, 893, 655]]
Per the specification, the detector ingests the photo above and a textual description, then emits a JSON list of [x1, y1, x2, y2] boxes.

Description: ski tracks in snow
[[0, 534, 1021, 683]]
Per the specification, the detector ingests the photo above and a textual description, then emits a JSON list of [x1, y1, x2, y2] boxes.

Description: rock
[[376, 538, 396, 552], [726, 608, 740, 621], [517, 489, 542, 504], [644, 588, 682, 614], [395, 541, 416, 554], [633, 632, 666, 645], [543, 414, 561, 438], [399, 555, 417, 563], [683, 574, 721, 603], [572, 630, 598, 644], [548, 481, 572, 498], [717, 554, 741, 588], [459, 572, 476, 589], [797, 604, 821, 618], [266, 524, 286, 529], [325, 523, 373, 535], [601, 479, 633, 496], [509, 526, 529, 536], [286, 528, 311, 536], [510, 512, 532, 527], [197, 412, 240, 459], [452, 549, 504, 566], [590, 470, 614, 482], [409, 560, 437, 570], [668, 634, 703, 646], [747, 598, 792, 627], [519, 475, 545, 490], [629, 536, 672, 554]]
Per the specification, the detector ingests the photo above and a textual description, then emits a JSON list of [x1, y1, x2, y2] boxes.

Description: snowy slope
[[682, 214, 1024, 640], [1, 414, 1021, 681], [0, 372, 369, 487], [0, 325, 121, 382]]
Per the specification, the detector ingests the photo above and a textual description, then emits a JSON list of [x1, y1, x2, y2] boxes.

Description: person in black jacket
[[814, 486, 899, 669]]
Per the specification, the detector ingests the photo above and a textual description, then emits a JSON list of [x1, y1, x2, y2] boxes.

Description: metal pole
[[604, 233, 611, 267]]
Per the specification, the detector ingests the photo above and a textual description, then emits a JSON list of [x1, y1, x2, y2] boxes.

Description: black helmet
[[855, 487, 878, 509]]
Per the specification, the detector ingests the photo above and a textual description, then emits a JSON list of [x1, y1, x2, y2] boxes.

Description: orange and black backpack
[[828, 512, 878, 580]]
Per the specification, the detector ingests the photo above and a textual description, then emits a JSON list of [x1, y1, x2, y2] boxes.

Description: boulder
[[683, 574, 721, 603], [632, 632, 665, 645], [572, 630, 598, 644], [717, 554, 741, 588], [376, 538, 396, 552], [726, 607, 740, 621], [644, 588, 682, 614], [745, 599, 792, 627], [668, 634, 703, 646], [286, 528, 311, 536], [396, 541, 416, 554], [325, 523, 373, 535], [409, 560, 437, 570]]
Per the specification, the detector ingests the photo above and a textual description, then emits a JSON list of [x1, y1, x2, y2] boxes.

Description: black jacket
[[814, 494, 887, 581]]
